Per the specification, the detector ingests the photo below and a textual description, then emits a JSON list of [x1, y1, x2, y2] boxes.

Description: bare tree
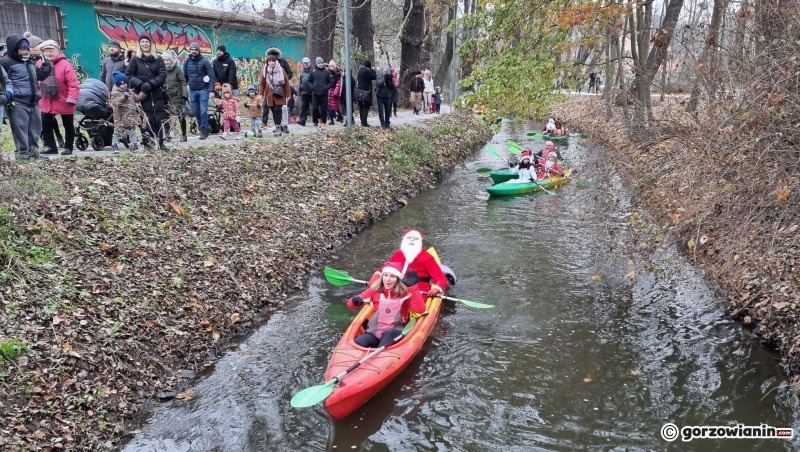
[[399, 0, 425, 101], [351, 0, 376, 63], [307, 0, 338, 61]]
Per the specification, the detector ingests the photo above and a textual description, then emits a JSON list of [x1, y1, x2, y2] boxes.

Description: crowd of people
[[1, 31, 447, 160]]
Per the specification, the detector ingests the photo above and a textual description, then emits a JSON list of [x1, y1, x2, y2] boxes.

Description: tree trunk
[[419, 5, 433, 70], [306, 0, 338, 62], [352, 0, 375, 64], [686, 0, 727, 113], [399, 0, 425, 105], [433, 3, 456, 89]]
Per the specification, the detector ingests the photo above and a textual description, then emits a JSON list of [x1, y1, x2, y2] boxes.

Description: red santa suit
[[370, 229, 448, 295]]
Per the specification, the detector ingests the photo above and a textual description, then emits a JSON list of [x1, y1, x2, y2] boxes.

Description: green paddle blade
[[291, 379, 336, 408], [476, 167, 494, 173], [527, 132, 542, 137], [323, 266, 358, 286], [507, 140, 522, 150], [441, 295, 494, 309], [486, 145, 503, 159], [531, 179, 556, 196]]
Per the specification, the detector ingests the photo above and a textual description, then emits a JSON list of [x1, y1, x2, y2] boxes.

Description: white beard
[[545, 160, 555, 169], [400, 239, 422, 270]]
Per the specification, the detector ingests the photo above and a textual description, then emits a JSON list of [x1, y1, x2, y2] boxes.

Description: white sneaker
[[235, 133, 242, 140], [221, 132, 228, 140]]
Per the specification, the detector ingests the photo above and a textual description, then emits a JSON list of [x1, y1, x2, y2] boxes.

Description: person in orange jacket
[[346, 262, 427, 347]]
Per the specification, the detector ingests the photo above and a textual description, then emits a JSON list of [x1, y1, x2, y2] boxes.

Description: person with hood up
[[100, 39, 127, 91], [306, 57, 333, 129], [265, 47, 293, 133], [212, 44, 238, 96], [125, 34, 168, 150], [162, 50, 188, 142], [183, 42, 216, 140], [0, 34, 52, 159], [356, 59, 377, 127], [37, 40, 80, 155]]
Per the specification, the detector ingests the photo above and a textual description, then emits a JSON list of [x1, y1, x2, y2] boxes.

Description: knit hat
[[138, 34, 152, 43], [315, 56, 324, 65], [17, 39, 30, 50], [39, 40, 60, 51], [112, 71, 128, 86], [302, 57, 311, 64], [109, 39, 121, 48], [381, 262, 404, 280], [217, 44, 226, 52], [221, 84, 232, 96], [246, 85, 256, 93], [22, 32, 42, 49], [189, 42, 200, 51]]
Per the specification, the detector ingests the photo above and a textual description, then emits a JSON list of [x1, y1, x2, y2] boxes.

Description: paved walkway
[[39, 105, 453, 160]]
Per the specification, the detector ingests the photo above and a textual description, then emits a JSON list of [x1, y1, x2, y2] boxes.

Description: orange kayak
[[322, 248, 443, 420]]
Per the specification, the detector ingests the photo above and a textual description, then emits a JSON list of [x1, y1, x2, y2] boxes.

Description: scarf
[[264, 63, 284, 86]]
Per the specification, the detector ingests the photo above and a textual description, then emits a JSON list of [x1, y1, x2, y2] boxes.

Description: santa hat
[[403, 229, 423, 241], [520, 150, 532, 160], [381, 262, 404, 280]]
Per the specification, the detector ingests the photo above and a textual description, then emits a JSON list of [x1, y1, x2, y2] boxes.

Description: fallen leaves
[[175, 390, 196, 400], [583, 375, 593, 383]]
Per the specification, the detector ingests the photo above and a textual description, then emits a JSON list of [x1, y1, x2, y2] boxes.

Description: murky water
[[125, 126, 800, 451]]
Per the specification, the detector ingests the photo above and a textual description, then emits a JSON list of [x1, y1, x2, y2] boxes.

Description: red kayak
[[322, 248, 444, 420]]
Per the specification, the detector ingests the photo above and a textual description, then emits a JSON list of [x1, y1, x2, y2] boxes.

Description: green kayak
[[486, 170, 571, 196], [542, 133, 568, 144], [489, 169, 518, 184]]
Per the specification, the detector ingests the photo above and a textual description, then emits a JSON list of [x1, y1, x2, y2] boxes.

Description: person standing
[[257, 54, 291, 136], [327, 61, 342, 125], [0, 34, 51, 160], [409, 71, 425, 115], [265, 47, 293, 133], [162, 50, 188, 143], [0, 65, 9, 133], [356, 60, 377, 127], [183, 42, 216, 140], [307, 57, 332, 129], [213, 44, 238, 96], [297, 57, 312, 126], [100, 39, 126, 92], [375, 67, 396, 129], [422, 69, 434, 113], [125, 34, 168, 150], [37, 40, 79, 155]]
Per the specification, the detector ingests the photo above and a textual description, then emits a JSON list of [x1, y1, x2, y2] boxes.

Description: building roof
[[93, 0, 305, 36]]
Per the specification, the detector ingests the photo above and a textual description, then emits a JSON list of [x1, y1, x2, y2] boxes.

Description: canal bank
[[0, 113, 492, 450]]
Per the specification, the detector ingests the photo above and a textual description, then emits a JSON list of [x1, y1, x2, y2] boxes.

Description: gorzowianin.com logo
[[661, 423, 794, 442]]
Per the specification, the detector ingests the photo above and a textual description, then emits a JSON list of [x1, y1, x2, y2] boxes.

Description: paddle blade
[[486, 145, 502, 159], [527, 132, 542, 137], [442, 295, 494, 309], [476, 167, 494, 173], [507, 140, 522, 150], [291, 380, 335, 408], [323, 267, 357, 286]]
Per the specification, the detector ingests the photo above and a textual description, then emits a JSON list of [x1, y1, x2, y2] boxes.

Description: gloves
[[401, 269, 418, 287], [350, 296, 363, 307], [140, 82, 152, 94], [235, 115, 241, 123], [134, 91, 147, 102]]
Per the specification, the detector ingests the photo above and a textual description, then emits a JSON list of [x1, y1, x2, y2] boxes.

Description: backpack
[[41, 61, 59, 99]]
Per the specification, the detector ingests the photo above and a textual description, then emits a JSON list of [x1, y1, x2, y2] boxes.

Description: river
[[124, 127, 799, 451]]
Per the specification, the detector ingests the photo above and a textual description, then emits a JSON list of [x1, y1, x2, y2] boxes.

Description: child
[[242, 86, 263, 137], [109, 71, 139, 152], [346, 262, 427, 348], [537, 152, 565, 179], [327, 61, 342, 125], [432, 86, 442, 114], [213, 84, 241, 139], [509, 150, 537, 181]]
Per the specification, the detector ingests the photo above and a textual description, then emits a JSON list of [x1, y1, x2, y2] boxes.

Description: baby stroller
[[186, 98, 222, 135], [74, 79, 128, 151]]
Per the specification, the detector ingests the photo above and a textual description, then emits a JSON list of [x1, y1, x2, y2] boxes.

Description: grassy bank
[[557, 96, 800, 383], [0, 113, 492, 450]]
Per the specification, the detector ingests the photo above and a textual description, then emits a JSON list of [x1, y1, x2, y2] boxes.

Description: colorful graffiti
[[96, 13, 213, 57], [236, 57, 263, 90], [69, 54, 89, 83]]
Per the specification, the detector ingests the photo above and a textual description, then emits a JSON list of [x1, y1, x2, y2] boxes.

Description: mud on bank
[[0, 114, 492, 451], [557, 96, 800, 384]]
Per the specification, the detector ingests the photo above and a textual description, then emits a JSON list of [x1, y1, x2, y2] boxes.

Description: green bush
[[0, 338, 29, 362]]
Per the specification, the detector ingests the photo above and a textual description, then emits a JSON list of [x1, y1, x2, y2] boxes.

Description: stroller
[[74, 79, 128, 151], [186, 99, 222, 135]]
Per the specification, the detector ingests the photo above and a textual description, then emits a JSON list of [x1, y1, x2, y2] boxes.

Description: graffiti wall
[[97, 13, 213, 58]]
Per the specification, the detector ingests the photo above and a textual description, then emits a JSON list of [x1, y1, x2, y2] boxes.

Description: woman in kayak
[[535, 141, 562, 164], [509, 150, 537, 181], [346, 262, 427, 347], [536, 152, 565, 179]]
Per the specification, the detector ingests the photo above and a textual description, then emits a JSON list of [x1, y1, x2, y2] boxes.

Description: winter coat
[[423, 77, 434, 94], [307, 67, 333, 97], [409, 77, 425, 93], [510, 158, 536, 181], [328, 71, 342, 112], [212, 53, 238, 89], [125, 49, 168, 115], [213, 95, 240, 120], [110, 85, 140, 127], [0, 34, 50, 106], [356, 65, 377, 106], [376, 73, 396, 99], [370, 249, 448, 295], [0, 66, 9, 107], [100, 52, 126, 91], [242, 94, 263, 117], [432, 92, 442, 105], [340, 74, 355, 102], [36, 53, 80, 115], [346, 286, 426, 339], [258, 65, 292, 107], [536, 160, 565, 179], [265, 47, 294, 80], [183, 54, 216, 92], [298, 67, 312, 96], [164, 63, 188, 108]]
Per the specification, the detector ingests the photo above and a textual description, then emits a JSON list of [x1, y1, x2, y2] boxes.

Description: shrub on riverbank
[[559, 96, 800, 383], [0, 114, 492, 450]]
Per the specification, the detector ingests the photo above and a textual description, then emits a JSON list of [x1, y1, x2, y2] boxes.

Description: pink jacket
[[37, 53, 80, 115], [214, 96, 240, 120], [328, 77, 342, 112]]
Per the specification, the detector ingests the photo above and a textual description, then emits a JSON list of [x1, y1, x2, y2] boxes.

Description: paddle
[[290, 317, 418, 408], [476, 167, 494, 173], [530, 177, 556, 196], [527, 131, 543, 138], [323, 267, 494, 309]]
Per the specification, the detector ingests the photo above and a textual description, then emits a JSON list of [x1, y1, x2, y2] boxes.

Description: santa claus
[[370, 229, 448, 296]]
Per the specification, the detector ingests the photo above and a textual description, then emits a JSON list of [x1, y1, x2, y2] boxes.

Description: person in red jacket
[[536, 152, 565, 179], [37, 40, 79, 155], [346, 262, 427, 347], [370, 229, 448, 297]]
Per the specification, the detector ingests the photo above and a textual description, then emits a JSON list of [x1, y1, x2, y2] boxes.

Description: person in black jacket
[[125, 34, 168, 150], [266, 47, 293, 133], [307, 57, 333, 129], [339, 71, 356, 125], [375, 67, 396, 129], [356, 60, 377, 127], [213, 45, 238, 96]]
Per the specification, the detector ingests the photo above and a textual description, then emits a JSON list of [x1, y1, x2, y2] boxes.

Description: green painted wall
[[18, 0, 305, 87]]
